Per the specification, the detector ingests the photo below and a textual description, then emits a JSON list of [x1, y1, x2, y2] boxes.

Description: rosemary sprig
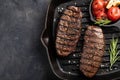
[[109, 37, 120, 70], [95, 19, 111, 26]]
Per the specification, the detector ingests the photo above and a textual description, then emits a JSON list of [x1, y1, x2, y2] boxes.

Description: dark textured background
[[0, 0, 56, 80]]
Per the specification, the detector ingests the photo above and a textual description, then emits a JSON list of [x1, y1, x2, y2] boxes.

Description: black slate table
[[0, 0, 57, 80]]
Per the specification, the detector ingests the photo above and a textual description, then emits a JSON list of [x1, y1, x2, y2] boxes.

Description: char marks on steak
[[80, 26, 105, 77], [56, 6, 82, 56]]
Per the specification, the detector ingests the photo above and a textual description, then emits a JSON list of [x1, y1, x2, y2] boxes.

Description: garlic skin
[[106, 0, 120, 9]]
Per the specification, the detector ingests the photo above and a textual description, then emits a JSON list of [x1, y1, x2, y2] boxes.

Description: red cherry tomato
[[96, 12, 107, 20], [107, 7, 120, 22], [104, 0, 109, 6], [92, 0, 104, 10], [93, 8, 105, 16]]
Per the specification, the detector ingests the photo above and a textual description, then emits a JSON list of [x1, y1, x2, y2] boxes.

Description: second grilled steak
[[80, 26, 105, 77], [56, 6, 82, 56]]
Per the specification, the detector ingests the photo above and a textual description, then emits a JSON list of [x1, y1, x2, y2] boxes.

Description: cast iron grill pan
[[42, 0, 120, 79]]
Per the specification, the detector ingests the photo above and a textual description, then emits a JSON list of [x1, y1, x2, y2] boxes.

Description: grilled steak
[[80, 26, 105, 77], [56, 6, 82, 56]]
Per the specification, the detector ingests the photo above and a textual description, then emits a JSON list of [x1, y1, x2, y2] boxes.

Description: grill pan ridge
[[41, 0, 120, 80]]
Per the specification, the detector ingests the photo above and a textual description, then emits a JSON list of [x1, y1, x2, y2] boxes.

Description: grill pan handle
[[41, 29, 49, 47]]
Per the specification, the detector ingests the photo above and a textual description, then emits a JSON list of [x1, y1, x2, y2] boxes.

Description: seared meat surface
[[56, 6, 82, 56], [80, 26, 105, 77]]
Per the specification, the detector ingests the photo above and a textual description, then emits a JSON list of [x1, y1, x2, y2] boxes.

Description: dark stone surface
[[0, 0, 55, 80]]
